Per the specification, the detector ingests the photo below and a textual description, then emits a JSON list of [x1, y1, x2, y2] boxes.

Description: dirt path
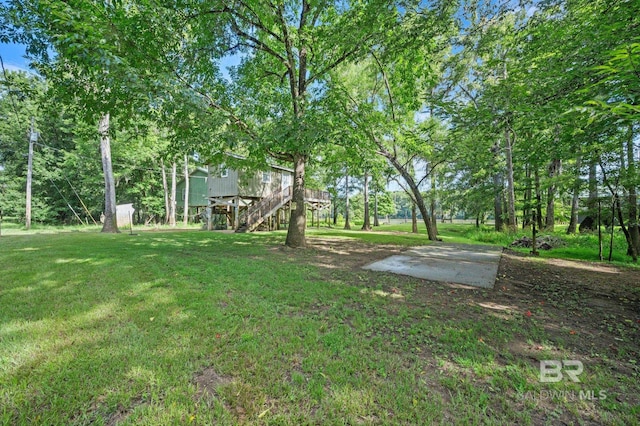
[[301, 239, 640, 342], [494, 249, 639, 359], [271, 236, 640, 423], [298, 238, 640, 419]]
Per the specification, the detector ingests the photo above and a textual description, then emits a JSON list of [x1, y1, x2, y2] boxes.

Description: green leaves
[[587, 41, 640, 120]]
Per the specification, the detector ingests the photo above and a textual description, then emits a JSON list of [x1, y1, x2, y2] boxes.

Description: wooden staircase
[[235, 186, 331, 233], [236, 186, 293, 233]]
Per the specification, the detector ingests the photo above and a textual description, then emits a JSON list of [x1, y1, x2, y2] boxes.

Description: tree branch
[[189, 4, 284, 44], [173, 71, 257, 140], [229, 19, 288, 66], [274, 2, 300, 116], [234, 0, 284, 43], [307, 35, 373, 85], [458, 84, 479, 110], [417, 159, 446, 187], [266, 147, 293, 162], [371, 50, 396, 122], [297, 0, 310, 97], [391, 177, 417, 203]]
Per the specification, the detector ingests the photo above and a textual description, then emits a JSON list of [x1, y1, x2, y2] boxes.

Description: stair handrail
[[239, 185, 292, 228], [238, 186, 330, 231]]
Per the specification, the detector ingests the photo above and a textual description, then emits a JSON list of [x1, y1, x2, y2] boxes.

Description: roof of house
[[192, 167, 209, 175], [218, 153, 294, 173], [176, 167, 210, 186]]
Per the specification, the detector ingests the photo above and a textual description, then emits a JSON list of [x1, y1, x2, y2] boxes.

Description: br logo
[[539, 360, 584, 383]]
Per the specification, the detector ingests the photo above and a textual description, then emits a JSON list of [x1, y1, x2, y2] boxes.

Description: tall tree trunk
[[375, 142, 437, 239], [492, 143, 504, 231], [361, 170, 371, 231], [25, 117, 34, 230], [344, 169, 351, 230], [523, 164, 532, 229], [588, 161, 598, 207], [373, 191, 380, 227], [567, 156, 582, 234], [534, 167, 543, 230], [285, 153, 307, 247], [430, 168, 438, 235], [503, 196, 509, 227], [579, 159, 599, 232], [505, 129, 517, 232], [493, 172, 504, 231], [597, 198, 603, 260], [545, 159, 562, 231], [99, 113, 119, 233], [601, 154, 637, 262], [615, 195, 637, 262], [411, 202, 418, 233], [161, 159, 169, 224], [169, 162, 177, 227], [333, 201, 338, 226], [626, 125, 639, 257], [183, 154, 189, 226]]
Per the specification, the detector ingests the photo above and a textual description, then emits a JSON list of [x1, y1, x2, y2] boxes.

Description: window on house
[[262, 171, 271, 183], [220, 168, 229, 178], [282, 173, 292, 188]]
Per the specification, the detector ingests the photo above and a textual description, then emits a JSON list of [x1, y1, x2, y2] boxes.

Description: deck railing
[[304, 188, 331, 202], [239, 185, 293, 231], [238, 186, 331, 232]]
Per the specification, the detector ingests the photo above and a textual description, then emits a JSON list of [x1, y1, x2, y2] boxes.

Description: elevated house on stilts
[[206, 156, 330, 232]]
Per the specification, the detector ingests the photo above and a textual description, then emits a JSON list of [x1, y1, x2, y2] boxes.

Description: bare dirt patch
[[193, 367, 233, 400], [302, 237, 408, 268], [301, 237, 640, 423], [104, 396, 147, 426], [305, 238, 639, 347], [494, 249, 640, 352]]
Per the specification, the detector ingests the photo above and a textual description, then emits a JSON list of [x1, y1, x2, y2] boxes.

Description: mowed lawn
[[1, 230, 638, 425]]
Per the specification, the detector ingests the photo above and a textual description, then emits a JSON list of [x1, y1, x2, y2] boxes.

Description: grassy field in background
[[370, 221, 639, 267], [1, 228, 638, 424], [3, 217, 636, 267]]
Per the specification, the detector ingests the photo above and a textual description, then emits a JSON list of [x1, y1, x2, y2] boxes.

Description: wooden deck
[[235, 186, 330, 232]]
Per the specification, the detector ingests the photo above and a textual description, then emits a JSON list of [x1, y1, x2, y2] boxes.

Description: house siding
[[208, 166, 239, 197], [238, 169, 286, 198], [177, 169, 209, 207], [209, 165, 292, 199]]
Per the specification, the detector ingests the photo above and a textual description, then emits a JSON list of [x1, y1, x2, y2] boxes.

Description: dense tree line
[[1, 0, 637, 258], [0, 71, 171, 225]]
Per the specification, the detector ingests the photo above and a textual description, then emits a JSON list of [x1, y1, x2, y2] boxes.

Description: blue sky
[[0, 39, 241, 79], [0, 41, 30, 72]]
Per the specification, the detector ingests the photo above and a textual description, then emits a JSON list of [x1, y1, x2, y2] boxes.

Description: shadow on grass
[[0, 230, 638, 424]]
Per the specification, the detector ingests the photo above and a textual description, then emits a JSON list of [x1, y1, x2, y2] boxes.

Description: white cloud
[[3, 62, 31, 73]]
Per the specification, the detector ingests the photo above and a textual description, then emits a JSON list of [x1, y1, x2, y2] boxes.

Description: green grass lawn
[[1, 229, 638, 424]]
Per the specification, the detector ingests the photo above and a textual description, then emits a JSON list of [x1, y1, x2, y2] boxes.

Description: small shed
[[116, 203, 135, 228]]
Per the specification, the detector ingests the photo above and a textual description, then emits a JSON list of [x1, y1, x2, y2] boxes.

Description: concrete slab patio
[[363, 243, 502, 288]]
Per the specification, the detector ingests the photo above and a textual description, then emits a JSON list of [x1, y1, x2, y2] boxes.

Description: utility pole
[[26, 117, 36, 230]]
